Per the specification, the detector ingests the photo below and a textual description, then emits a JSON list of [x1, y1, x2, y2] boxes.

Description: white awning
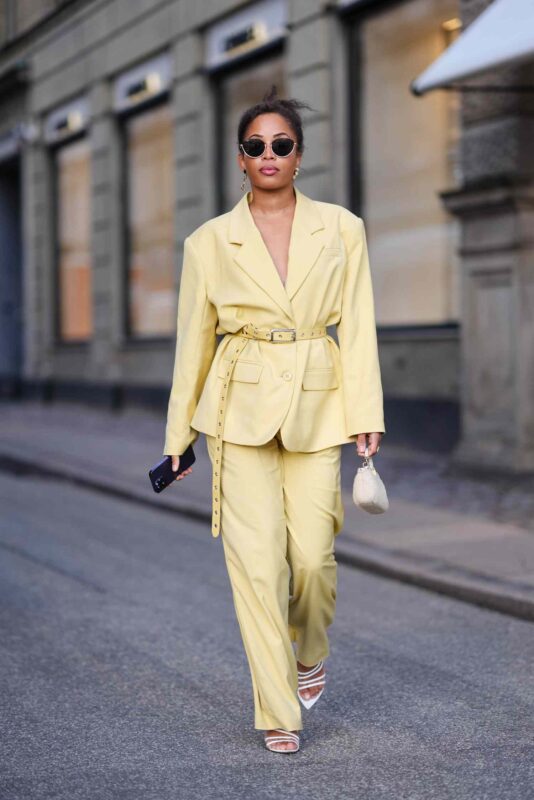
[[411, 0, 534, 95]]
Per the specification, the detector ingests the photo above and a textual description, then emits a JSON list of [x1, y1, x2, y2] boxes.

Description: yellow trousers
[[206, 429, 344, 731]]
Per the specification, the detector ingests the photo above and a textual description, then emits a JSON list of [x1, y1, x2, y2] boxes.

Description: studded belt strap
[[210, 323, 328, 537]]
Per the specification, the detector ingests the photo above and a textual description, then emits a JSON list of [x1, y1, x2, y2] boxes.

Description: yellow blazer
[[163, 185, 385, 456]]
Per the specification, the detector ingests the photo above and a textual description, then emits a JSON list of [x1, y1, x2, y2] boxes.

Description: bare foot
[[297, 660, 325, 702]]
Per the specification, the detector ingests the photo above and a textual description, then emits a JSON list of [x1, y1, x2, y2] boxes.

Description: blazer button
[[282, 370, 292, 381]]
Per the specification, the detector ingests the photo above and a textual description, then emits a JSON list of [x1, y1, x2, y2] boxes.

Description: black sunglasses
[[240, 137, 296, 158]]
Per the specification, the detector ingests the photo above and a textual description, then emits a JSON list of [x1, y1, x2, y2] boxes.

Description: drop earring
[[241, 170, 248, 192], [293, 166, 300, 179]]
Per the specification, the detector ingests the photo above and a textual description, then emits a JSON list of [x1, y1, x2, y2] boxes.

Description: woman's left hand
[[355, 431, 382, 457]]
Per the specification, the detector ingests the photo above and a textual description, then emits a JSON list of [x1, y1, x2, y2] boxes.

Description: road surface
[[0, 469, 533, 799]]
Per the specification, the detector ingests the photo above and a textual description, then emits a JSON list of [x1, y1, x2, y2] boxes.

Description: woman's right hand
[[171, 455, 194, 481]]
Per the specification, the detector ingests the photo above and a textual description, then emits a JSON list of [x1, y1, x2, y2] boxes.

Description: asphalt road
[[0, 469, 533, 800]]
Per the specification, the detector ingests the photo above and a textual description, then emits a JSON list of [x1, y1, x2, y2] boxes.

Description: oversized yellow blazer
[[163, 185, 385, 456]]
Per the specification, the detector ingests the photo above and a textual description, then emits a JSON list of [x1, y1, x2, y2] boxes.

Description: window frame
[[50, 129, 93, 347], [117, 91, 176, 344], [208, 40, 286, 215]]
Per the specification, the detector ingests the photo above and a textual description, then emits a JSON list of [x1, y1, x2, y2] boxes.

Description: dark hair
[[237, 84, 314, 154]]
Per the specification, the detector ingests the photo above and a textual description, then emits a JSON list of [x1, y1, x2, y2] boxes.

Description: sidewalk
[[1, 399, 533, 621]]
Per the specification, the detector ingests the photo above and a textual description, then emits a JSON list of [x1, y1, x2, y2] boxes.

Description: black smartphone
[[148, 445, 196, 493]]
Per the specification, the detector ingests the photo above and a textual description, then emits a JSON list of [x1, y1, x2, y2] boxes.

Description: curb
[[334, 536, 534, 623], [1, 449, 533, 623]]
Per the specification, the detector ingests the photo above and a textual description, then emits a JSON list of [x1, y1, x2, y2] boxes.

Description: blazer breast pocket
[[323, 247, 342, 255], [302, 367, 339, 390], [321, 247, 342, 259], [319, 247, 343, 271], [218, 358, 264, 383]]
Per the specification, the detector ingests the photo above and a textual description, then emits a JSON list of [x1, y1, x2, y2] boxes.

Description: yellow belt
[[210, 323, 328, 537]]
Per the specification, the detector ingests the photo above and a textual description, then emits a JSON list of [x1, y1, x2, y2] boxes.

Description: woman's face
[[237, 112, 302, 191]]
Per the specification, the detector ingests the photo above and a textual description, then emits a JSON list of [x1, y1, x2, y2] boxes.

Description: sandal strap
[[265, 729, 299, 744], [266, 729, 299, 739], [297, 660, 323, 678], [298, 676, 325, 689], [266, 738, 299, 746]]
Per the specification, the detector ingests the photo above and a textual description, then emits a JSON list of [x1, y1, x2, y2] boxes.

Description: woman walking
[[163, 86, 385, 753]]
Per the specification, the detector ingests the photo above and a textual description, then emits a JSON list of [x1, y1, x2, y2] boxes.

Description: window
[[55, 137, 93, 342], [123, 103, 175, 338], [218, 53, 287, 211], [358, 0, 460, 325]]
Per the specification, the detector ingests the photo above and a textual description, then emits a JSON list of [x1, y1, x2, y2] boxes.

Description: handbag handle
[[362, 445, 377, 474]]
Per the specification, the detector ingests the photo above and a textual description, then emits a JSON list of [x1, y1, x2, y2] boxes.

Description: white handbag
[[352, 446, 389, 514]]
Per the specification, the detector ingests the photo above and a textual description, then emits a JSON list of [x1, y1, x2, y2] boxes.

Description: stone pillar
[[441, 0, 534, 472]]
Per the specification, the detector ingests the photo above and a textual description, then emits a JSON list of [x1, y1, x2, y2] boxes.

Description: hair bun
[[263, 84, 279, 102]]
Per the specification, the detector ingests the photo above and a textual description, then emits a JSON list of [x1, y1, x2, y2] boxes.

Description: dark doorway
[[0, 155, 23, 397]]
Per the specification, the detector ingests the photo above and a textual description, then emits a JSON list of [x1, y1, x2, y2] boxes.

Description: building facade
[[0, 0, 531, 468]]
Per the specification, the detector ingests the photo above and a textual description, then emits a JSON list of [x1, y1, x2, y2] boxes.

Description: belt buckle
[[269, 327, 296, 341]]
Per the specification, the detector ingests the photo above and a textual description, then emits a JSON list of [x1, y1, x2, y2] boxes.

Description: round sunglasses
[[239, 137, 296, 158]]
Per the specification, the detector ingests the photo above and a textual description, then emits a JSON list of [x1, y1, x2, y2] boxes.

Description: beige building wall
[[0, 0, 472, 452]]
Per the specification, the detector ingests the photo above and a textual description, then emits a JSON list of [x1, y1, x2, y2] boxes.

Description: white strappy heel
[[264, 729, 300, 753], [297, 660, 325, 709]]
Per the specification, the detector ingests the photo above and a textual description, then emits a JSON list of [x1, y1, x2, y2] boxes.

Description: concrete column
[[441, 0, 534, 472], [287, 0, 334, 201]]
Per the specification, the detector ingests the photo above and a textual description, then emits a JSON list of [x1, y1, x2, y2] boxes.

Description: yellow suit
[[163, 185, 385, 457], [163, 185, 386, 733]]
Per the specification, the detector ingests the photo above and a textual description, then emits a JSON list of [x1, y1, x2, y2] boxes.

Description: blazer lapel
[[228, 185, 326, 318], [285, 186, 328, 302]]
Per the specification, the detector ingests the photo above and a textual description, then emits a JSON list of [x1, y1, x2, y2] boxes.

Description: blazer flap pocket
[[302, 367, 339, 390], [218, 358, 264, 383]]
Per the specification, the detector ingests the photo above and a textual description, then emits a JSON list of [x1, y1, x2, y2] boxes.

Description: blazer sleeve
[[163, 235, 218, 455], [336, 214, 386, 437]]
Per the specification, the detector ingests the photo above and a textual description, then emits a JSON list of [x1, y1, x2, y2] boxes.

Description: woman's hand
[[355, 432, 382, 457], [171, 455, 194, 481]]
